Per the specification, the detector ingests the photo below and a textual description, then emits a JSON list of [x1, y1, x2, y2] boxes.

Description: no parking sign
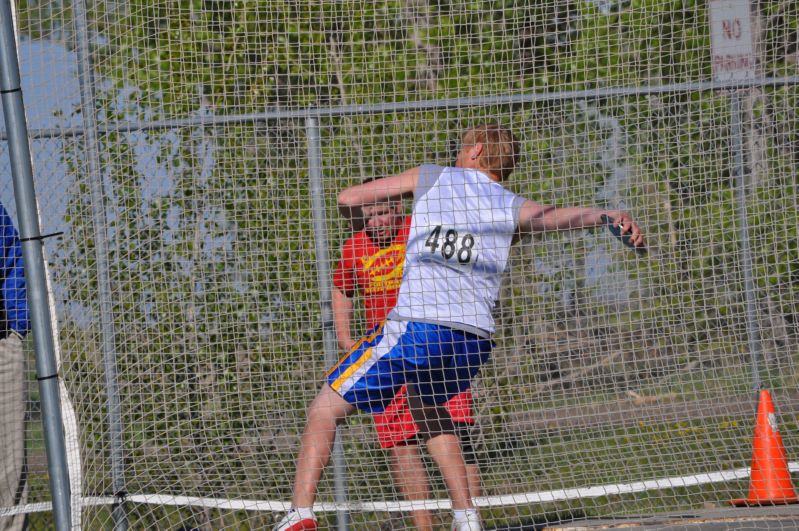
[[708, 0, 757, 81]]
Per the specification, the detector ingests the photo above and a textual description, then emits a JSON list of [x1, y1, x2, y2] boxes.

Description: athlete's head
[[455, 124, 519, 181]]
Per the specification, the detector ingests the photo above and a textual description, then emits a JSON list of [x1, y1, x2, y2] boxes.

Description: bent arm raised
[[338, 167, 420, 231]]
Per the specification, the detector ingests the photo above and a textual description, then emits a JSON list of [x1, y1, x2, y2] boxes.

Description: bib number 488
[[424, 225, 475, 265]]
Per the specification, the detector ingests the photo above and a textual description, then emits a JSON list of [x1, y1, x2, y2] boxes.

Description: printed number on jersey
[[423, 225, 479, 269]]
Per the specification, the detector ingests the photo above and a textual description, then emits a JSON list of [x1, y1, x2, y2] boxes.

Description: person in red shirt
[[332, 200, 481, 531]]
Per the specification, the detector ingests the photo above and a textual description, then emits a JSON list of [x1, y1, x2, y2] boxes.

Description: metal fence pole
[[730, 92, 761, 393], [70, 0, 128, 528], [306, 116, 350, 530], [0, 1, 71, 528], [3, 76, 799, 143]]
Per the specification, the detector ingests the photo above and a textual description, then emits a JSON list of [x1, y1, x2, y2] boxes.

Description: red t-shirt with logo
[[333, 216, 411, 329], [333, 215, 474, 449]]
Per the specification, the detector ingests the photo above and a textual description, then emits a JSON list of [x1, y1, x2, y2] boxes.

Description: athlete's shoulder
[[415, 164, 449, 198], [440, 166, 498, 184]]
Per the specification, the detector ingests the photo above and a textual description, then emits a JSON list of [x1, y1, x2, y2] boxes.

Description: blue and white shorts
[[325, 320, 493, 413]]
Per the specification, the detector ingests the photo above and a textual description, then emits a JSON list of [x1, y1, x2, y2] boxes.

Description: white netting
[[1, 0, 798, 529]]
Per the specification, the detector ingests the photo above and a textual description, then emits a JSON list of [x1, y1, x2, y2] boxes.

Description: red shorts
[[373, 385, 474, 449]]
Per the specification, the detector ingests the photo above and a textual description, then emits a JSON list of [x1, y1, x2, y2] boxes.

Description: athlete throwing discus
[[274, 124, 645, 531], [332, 198, 481, 531]]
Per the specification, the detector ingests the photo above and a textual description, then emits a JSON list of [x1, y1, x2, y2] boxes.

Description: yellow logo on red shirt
[[360, 243, 405, 294]]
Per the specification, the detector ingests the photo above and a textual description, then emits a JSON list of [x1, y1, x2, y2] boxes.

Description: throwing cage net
[[1, 0, 798, 529]]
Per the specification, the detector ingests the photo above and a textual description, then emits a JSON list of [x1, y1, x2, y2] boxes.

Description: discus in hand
[[601, 214, 646, 256]]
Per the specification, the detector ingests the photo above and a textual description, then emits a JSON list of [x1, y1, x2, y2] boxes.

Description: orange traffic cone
[[730, 389, 798, 506]]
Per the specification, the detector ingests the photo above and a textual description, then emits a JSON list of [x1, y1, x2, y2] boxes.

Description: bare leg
[[292, 384, 355, 508], [426, 434, 473, 510], [458, 423, 482, 503], [466, 463, 481, 504], [407, 393, 473, 511], [390, 443, 434, 531]]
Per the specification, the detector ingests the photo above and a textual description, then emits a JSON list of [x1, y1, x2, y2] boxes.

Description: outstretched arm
[[517, 200, 645, 248], [337, 167, 420, 231]]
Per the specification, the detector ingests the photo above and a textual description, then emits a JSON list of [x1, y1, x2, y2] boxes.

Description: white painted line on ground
[[5, 463, 797, 516]]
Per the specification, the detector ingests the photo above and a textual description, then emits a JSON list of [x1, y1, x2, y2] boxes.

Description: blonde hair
[[461, 124, 520, 181]]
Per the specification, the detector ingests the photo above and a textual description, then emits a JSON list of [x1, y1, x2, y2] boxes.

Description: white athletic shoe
[[273, 508, 318, 531], [452, 510, 482, 531]]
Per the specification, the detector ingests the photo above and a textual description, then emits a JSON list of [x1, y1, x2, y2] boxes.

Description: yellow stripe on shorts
[[324, 322, 384, 380], [329, 347, 374, 392]]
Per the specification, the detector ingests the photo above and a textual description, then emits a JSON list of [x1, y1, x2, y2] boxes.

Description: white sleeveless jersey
[[388, 165, 525, 336]]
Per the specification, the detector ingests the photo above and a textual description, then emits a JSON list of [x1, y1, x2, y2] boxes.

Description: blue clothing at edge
[[0, 202, 29, 335]]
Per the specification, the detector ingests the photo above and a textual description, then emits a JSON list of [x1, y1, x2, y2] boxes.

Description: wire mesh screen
[[1, 0, 798, 529]]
